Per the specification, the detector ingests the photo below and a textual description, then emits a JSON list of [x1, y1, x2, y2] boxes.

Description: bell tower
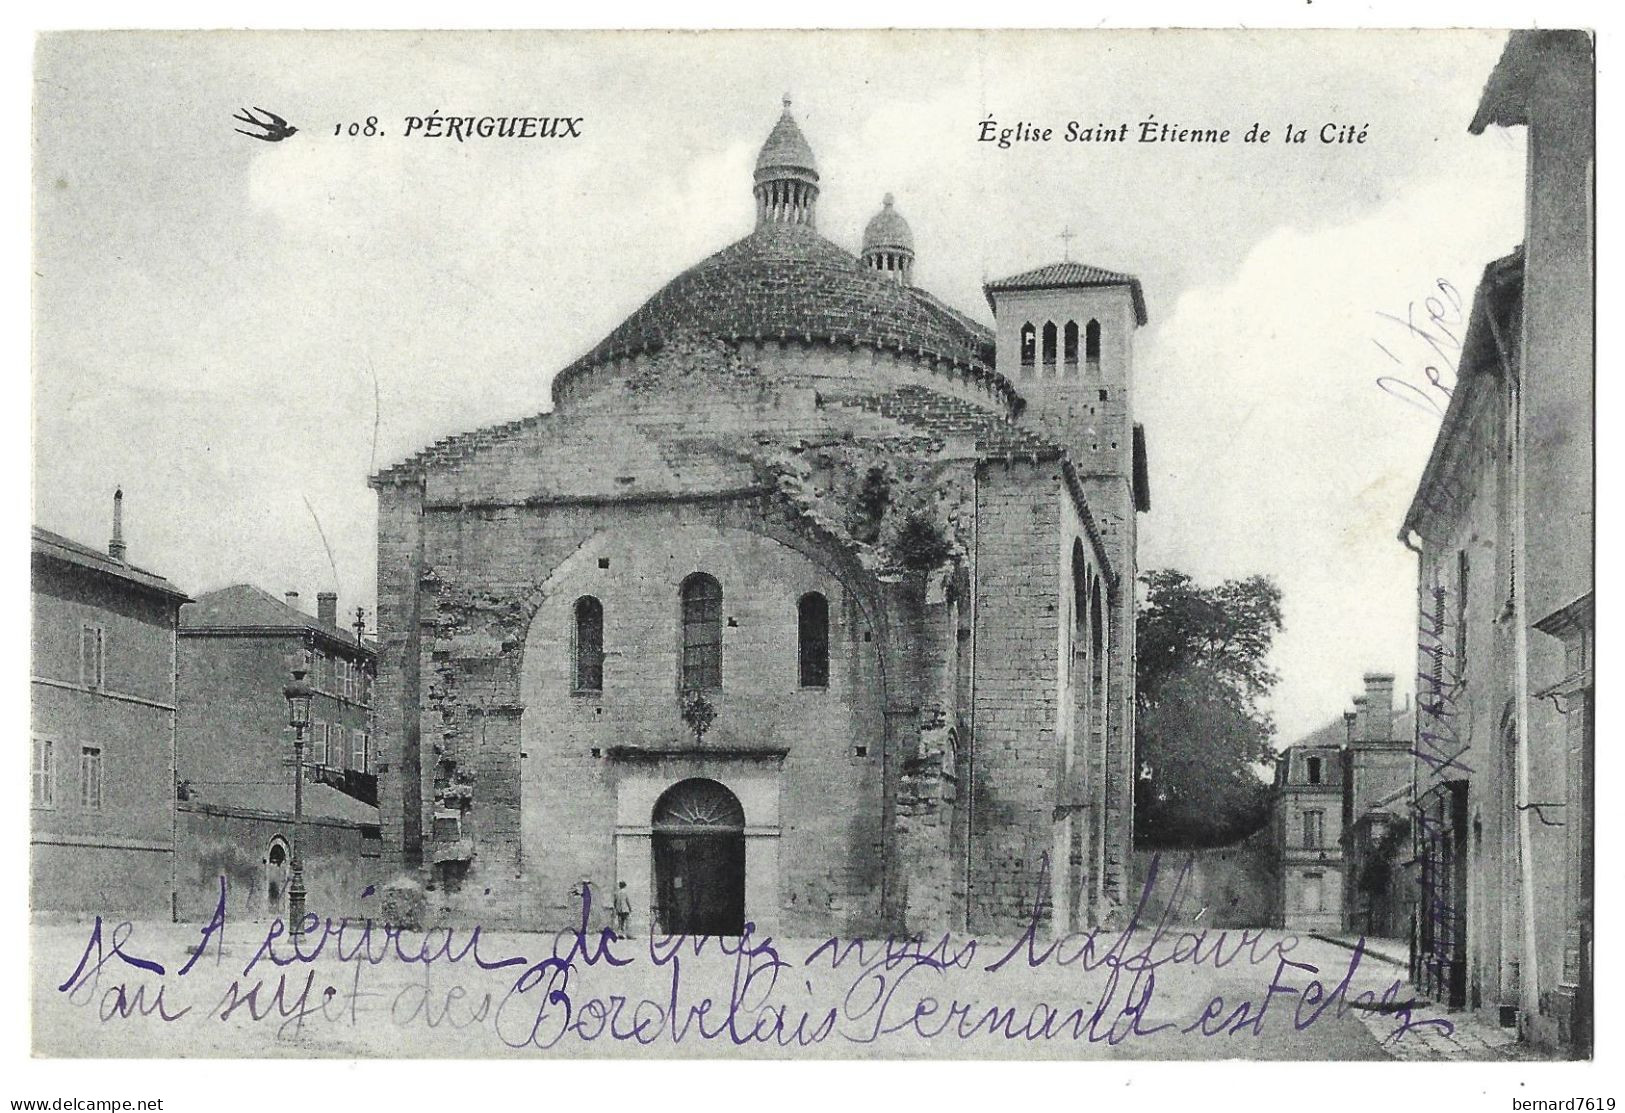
[[985, 261, 1151, 915], [983, 262, 1147, 490]]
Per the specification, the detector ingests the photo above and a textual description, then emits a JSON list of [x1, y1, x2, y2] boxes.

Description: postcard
[[26, 26, 1595, 1077]]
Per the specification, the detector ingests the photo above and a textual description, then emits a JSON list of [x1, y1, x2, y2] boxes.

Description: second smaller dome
[[863, 193, 915, 253]]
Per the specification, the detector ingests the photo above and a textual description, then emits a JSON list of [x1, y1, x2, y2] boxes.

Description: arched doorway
[[652, 778, 746, 935], [266, 838, 289, 911]]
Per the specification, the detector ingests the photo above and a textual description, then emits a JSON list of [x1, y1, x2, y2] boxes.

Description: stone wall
[[174, 804, 383, 922], [1129, 836, 1279, 929]]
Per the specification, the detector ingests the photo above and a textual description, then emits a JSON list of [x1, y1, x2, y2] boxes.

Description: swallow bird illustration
[[233, 106, 298, 142]]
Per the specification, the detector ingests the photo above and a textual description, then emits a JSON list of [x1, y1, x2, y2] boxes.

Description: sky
[[30, 29, 1527, 743]]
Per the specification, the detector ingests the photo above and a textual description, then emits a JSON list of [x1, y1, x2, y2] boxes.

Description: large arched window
[[1064, 321, 1080, 365], [573, 595, 604, 692], [681, 573, 723, 690], [1042, 321, 1058, 366], [1019, 323, 1036, 367], [1085, 319, 1102, 363], [798, 592, 830, 688]]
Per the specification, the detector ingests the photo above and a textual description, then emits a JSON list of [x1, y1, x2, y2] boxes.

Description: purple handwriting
[[54, 859, 1453, 1050], [1374, 279, 1464, 421]]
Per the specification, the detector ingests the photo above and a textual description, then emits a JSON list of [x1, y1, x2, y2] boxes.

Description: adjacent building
[[1400, 29, 1593, 1056], [370, 98, 1151, 935], [1271, 672, 1412, 936], [1271, 732, 1344, 933], [176, 584, 382, 919], [30, 493, 190, 916]]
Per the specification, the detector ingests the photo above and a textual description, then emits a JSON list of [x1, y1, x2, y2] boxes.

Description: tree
[[1135, 569, 1283, 848]]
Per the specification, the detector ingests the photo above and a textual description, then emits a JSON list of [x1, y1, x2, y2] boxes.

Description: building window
[[680, 573, 723, 690], [1063, 320, 1079, 364], [1042, 321, 1058, 365], [351, 728, 367, 771], [1085, 319, 1102, 363], [313, 720, 328, 765], [32, 738, 55, 808], [1303, 871, 1324, 912], [1302, 810, 1323, 848], [360, 731, 372, 773], [79, 746, 103, 811], [798, 592, 830, 688], [79, 623, 106, 688], [1019, 323, 1036, 366], [574, 595, 605, 692], [1306, 756, 1322, 784]]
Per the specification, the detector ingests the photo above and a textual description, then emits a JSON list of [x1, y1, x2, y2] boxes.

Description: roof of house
[[1470, 29, 1593, 135], [182, 778, 379, 827], [983, 261, 1150, 326], [1399, 248, 1524, 542], [182, 583, 373, 657], [31, 526, 190, 602], [1284, 703, 1416, 753]]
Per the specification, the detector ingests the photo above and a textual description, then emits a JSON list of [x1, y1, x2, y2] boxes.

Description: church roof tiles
[[984, 261, 1149, 325], [549, 222, 1006, 405]]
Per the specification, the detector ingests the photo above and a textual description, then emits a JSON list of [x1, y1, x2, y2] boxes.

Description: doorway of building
[[267, 839, 289, 911], [652, 778, 746, 936]]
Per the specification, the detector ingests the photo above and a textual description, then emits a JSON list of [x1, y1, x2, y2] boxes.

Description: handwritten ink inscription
[[1374, 279, 1463, 420], [47, 858, 1453, 1056]]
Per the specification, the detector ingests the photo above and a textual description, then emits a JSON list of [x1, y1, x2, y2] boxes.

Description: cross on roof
[[1059, 226, 1077, 261]]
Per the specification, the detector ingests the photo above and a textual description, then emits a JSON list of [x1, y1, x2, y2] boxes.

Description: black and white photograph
[[15, 14, 1604, 1103]]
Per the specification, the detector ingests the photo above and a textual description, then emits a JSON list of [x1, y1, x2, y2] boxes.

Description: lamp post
[[283, 665, 314, 940]]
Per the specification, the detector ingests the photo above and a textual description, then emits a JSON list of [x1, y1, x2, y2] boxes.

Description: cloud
[[1138, 159, 1523, 740]]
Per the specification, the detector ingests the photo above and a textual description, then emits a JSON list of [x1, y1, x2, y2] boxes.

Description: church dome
[[551, 222, 1001, 403], [549, 99, 1012, 411], [862, 194, 914, 253]]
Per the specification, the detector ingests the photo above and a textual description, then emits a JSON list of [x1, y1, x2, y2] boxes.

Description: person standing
[[614, 880, 634, 937]]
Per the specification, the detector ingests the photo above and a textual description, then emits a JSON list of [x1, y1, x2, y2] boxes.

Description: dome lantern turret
[[754, 95, 820, 229], [862, 193, 915, 285]]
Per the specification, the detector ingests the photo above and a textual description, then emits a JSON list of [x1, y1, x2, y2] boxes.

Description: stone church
[[371, 98, 1151, 937]]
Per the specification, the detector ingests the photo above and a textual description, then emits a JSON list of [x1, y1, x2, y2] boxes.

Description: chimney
[[1343, 711, 1357, 744], [108, 488, 126, 562], [1351, 696, 1368, 745], [285, 590, 301, 612], [1363, 672, 1396, 742], [317, 592, 338, 628]]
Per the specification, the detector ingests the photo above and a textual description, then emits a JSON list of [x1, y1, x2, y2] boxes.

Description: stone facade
[[1271, 740, 1345, 934], [1270, 674, 1414, 937], [1399, 28, 1593, 1057], [30, 500, 189, 918], [371, 100, 1150, 936], [176, 584, 382, 920]]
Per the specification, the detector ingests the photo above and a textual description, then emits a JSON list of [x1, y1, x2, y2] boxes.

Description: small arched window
[[1019, 323, 1036, 367], [681, 573, 723, 690], [1085, 319, 1102, 363], [1042, 321, 1058, 365], [798, 592, 830, 688], [573, 596, 604, 692]]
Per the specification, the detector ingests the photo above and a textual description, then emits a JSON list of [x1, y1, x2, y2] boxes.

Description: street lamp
[[283, 665, 314, 940]]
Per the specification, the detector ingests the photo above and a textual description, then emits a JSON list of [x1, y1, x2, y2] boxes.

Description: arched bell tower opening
[[652, 777, 747, 935]]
